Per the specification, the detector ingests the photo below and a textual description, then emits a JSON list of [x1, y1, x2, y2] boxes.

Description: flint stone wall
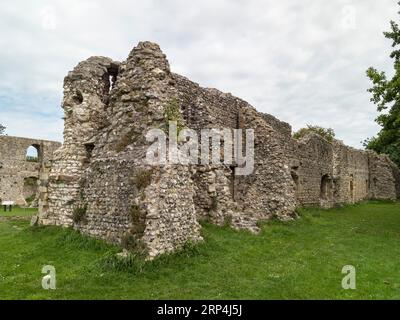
[[38, 41, 400, 258], [0, 135, 60, 205], [263, 115, 400, 207]]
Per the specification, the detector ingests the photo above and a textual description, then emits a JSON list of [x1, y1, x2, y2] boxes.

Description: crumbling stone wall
[[262, 115, 400, 206], [0, 136, 60, 205], [38, 41, 400, 258], [368, 152, 399, 200]]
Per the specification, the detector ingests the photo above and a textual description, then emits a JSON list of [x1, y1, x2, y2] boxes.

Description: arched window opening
[[26, 145, 40, 162], [72, 90, 83, 104], [83, 143, 95, 165]]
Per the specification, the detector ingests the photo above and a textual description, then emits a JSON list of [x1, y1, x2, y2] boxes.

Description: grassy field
[[0, 201, 399, 300], [0, 206, 37, 217]]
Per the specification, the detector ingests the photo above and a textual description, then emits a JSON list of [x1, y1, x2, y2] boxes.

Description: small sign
[[2, 201, 15, 206]]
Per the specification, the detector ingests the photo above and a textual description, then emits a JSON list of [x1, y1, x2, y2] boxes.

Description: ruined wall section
[[173, 75, 239, 225], [39, 41, 400, 259], [261, 113, 292, 139], [367, 152, 398, 200], [237, 102, 297, 221], [391, 162, 400, 199], [174, 74, 297, 228], [332, 142, 370, 204], [39, 57, 119, 226], [81, 42, 203, 258], [39, 42, 203, 258], [292, 135, 334, 207], [0, 135, 60, 205], [260, 115, 376, 207]]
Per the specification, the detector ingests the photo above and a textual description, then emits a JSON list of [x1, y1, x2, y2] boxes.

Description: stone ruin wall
[[262, 114, 400, 207], [0, 136, 61, 206], [37, 41, 400, 258]]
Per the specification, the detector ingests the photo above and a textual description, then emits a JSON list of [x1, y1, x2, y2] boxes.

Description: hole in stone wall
[[320, 174, 331, 200], [26, 145, 40, 162], [102, 64, 119, 105], [23, 176, 38, 203], [229, 165, 236, 200], [84, 143, 95, 163], [349, 174, 354, 201], [108, 64, 119, 92], [291, 170, 299, 194], [72, 90, 83, 104], [350, 180, 354, 200]]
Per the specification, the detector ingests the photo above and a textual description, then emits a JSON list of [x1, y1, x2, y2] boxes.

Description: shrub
[[72, 204, 87, 223], [121, 232, 147, 255], [164, 98, 185, 134], [293, 125, 335, 142], [26, 156, 38, 162], [25, 195, 35, 205], [134, 169, 152, 190]]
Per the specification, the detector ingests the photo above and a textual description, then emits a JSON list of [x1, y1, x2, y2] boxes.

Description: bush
[[164, 98, 185, 134], [134, 169, 152, 190], [26, 156, 38, 162], [293, 125, 335, 142], [72, 204, 87, 223], [25, 195, 35, 205]]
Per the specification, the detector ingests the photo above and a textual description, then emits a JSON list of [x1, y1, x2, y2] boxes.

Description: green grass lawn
[[0, 201, 399, 300], [0, 206, 38, 217]]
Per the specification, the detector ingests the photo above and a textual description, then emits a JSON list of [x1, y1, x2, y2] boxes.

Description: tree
[[293, 125, 336, 142], [364, 2, 400, 167], [0, 124, 5, 135]]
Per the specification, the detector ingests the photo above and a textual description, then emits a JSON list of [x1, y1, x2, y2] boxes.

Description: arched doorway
[[320, 174, 332, 201]]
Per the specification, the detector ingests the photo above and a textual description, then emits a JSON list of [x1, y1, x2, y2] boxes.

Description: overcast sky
[[0, 0, 398, 147]]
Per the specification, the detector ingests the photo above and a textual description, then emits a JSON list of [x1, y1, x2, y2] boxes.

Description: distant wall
[[262, 114, 399, 207], [0, 136, 61, 205]]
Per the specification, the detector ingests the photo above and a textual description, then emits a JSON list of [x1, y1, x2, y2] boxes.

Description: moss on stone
[[134, 169, 153, 190]]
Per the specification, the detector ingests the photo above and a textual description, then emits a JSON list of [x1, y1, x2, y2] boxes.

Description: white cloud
[[0, 0, 398, 147]]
